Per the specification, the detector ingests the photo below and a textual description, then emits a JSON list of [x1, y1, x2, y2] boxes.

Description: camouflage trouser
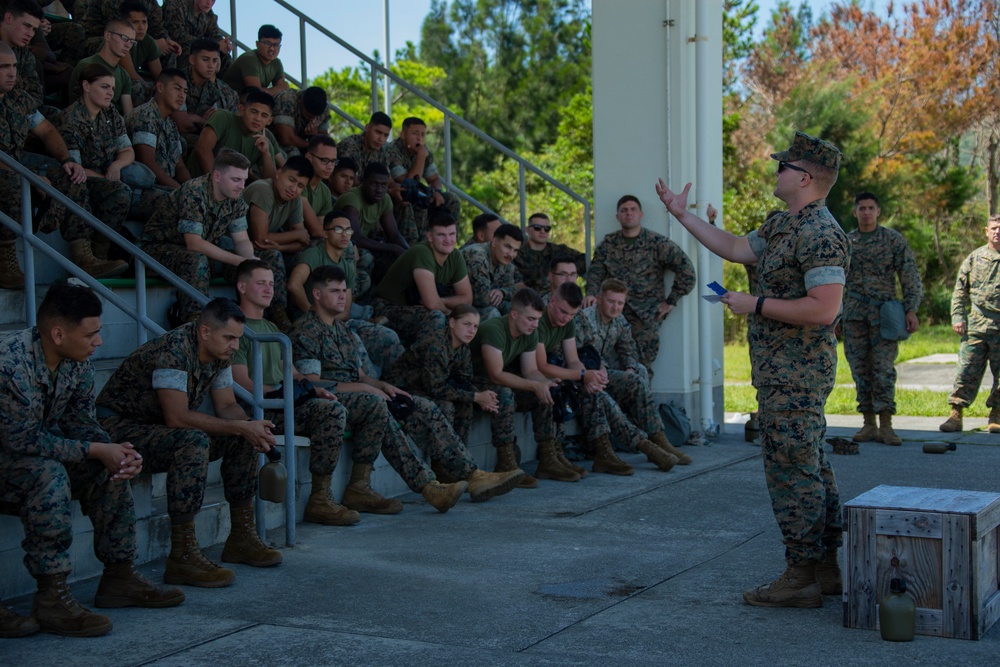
[[624, 310, 661, 373], [0, 160, 92, 243], [337, 391, 434, 492], [394, 194, 461, 245], [372, 298, 447, 347], [604, 369, 662, 438], [143, 242, 220, 322], [349, 319, 404, 378], [59, 176, 131, 243], [0, 453, 137, 576], [474, 305, 503, 322], [100, 417, 258, 517], [843, 318, 899, 414], [948, 329, 1000, 409], [757, 386, 842, 565], [579, 389, 646, 450], [468, 378, 517, 447], [134, 186, 172, 222], [356, 248, 374, 302], [514, 387, 555, 442], [48, 21, 88, 64], [398, 395, 477, 479], [264, 397, 349, 476], [260, 249, 288, 309]]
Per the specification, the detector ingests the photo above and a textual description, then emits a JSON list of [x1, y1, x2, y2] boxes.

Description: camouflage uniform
[[948, 245, 1000, 409], [97, 324, 259, 516], [163, 0, 224, 62], [288, 311, 436, 491], [459, 242, 516, 321], [383, 136, 460, 243], [843, 225, 923, 414], [336, 133, 390, 177], [126, 98, 184, 178], [138, 174, 253, 322], [272, 89, 331, 156], [746, 198, 849, 565], [12, 44, 41, 109], [513, 242, 586, 294], [0, 328, 137, 577], [51, 100, 132, 242], [586, 228, 695, 370], [82, 0, 167, 55], [182, 68, 240, 117]]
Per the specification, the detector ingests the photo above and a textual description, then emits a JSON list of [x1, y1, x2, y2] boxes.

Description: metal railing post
[[518, 163, 527, 229], [228, 0, 237, 53], [299, 16, 307, 83], [370, 62, 379, 113], [443, 115, 452, 188], [135, 261, 147, 345], [19, 174, 35, 326]]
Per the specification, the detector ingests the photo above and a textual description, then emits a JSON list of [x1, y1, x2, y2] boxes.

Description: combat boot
[[303, 474, 360, 526], [221, 503, 283, 567], [939, 406, 963, 433], [421, 479, 468, 513], [534, 438, 580, 482], [852, 412, 878, 442], [32, 574, 113, 637], [164, 522, 235, 588], [590, 434, 635, 476], [94, 562, 185, 608], [988, 407, 1000, 434], [555, 443, 587, 478], [495, 443, 537, 488], [638, 439, 678, 471], [743, 563, 822, 608], [466, 467, 525, 502], [0, 243, 24, 290], [69, 239, 127, 278], [878, 411, 902, 446], [0, 600, 39, 637], [815, 550, 843, 596], [342, 463, 405, 514], [649, 430, 692, 465]]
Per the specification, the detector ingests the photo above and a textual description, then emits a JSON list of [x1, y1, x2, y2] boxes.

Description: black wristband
[[60, 157, 72, 165], [755, 296, 766, 316]]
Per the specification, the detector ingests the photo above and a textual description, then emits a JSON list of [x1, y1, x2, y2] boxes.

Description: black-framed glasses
[[778, 161, 811, 177], [258, 40, 281, 50], [308, 153, 338, 167], [109, 31, 136, 46], [529, 224, 551, 232], [324, 225, 354, 235]]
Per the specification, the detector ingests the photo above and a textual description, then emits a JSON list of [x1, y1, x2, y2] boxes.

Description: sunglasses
[[778, 161, 812, 178], [529, 224, 551, 232]]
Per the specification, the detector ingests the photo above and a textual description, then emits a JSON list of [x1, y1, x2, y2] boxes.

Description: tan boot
[[221, 503, 283, 567], [638, 439, 678, 471], [94, 562, 185, 608], [649, 430, 692, 465], [555, 444, 587, 478], [590, 434, 635, 476], [164, 522, 235, 588], [878, 411, 902, 446], [939, 406, 963, 433], [534, 438, 580, 482], [0, 600, 39, 638], [421, 479, 468, 513], [743, 563, 822, 608], [32, 574, 113, 637], [815, 550, 842, 596], [0, 243, 24, 290], [304, 475, 361, 526], [989, 407, 1000, 434], [465, 467, 525, 503], [69, 238, 127, 278], [342, 463, 404, 514], [496, 442, 537, 488], [852, 412, 878, 442]]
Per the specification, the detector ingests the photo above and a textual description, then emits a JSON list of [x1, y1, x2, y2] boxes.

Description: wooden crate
[[843, 485, 1000, 640]]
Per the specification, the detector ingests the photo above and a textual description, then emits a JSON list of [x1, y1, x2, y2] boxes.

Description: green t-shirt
[[188, 109, 281, 177], [234, 317, 283, 387], [471, 314, 539, 376], [537, 310, 576, 353], [295, 243, 357, 293], [69, 54, 132, 110], [222, 50, 284, 94], [131, 35, 162, 70], [331, 186, 392, 238], [242, 178, 303, 233], [304, 180, 333, 219], [373, 241, 468, 306]]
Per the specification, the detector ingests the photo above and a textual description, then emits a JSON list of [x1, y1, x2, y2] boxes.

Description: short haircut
[[190, 37, 221, 55], [548, 254, 577, 272], [512, 287, 545, 314], [616, 195, 641, 211], [493, 223, 523, 243], [197, 297, 246, 329], [309, 265, 347, 292], [307, 134, 337, 152], [368, 111, 392, 129], [236, 258, 272, 285], [156, 67, 187, 85], [427, 208, 457, 230], [471, 212, 500, 234], [104, 18, 132, 35], [528, 212, 550, 223], [449, 303, 479, 321], [37, 281, 102, 326], [323, 211, 350, 228], [801, 161, 838, 194], [258, 24, 281, 40], [76, 63, 115, 95], [213, 147, 251, 173], [854, 191, 879, 206], [281, 154, 314, 180], [334, 157, 357, 174], [401, 117, 425, 131], [362, 161, 389, 180], [300, 87, 328, 116], [243, 87, 275, 110], [554, 282, 583, 308], [119, 0, 147, 18], [600, 278, 628, 296], [989, 214, 1000, 226], [6, 0, 43, 20]]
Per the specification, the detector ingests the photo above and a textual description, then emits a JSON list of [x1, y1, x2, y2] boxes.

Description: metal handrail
[[222, 0, 592, 258], [0, 150, 299, 545]]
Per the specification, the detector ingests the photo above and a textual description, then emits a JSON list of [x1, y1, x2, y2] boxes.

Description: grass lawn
[[723, 324, 989, 417]]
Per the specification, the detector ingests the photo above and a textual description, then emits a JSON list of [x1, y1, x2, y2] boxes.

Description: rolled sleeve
[[178, 219, 204, 236], [210, 367, 233, 390], [132, 130, 157, 148], [295, 359, 321, 376], [747, 230, 766, 258], [152, 368, 189, 392], [228, 215, 248, 234], [804, 266, 846, 291]]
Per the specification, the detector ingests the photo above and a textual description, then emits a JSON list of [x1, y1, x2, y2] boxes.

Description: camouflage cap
[[770, 132, 842, 170]]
